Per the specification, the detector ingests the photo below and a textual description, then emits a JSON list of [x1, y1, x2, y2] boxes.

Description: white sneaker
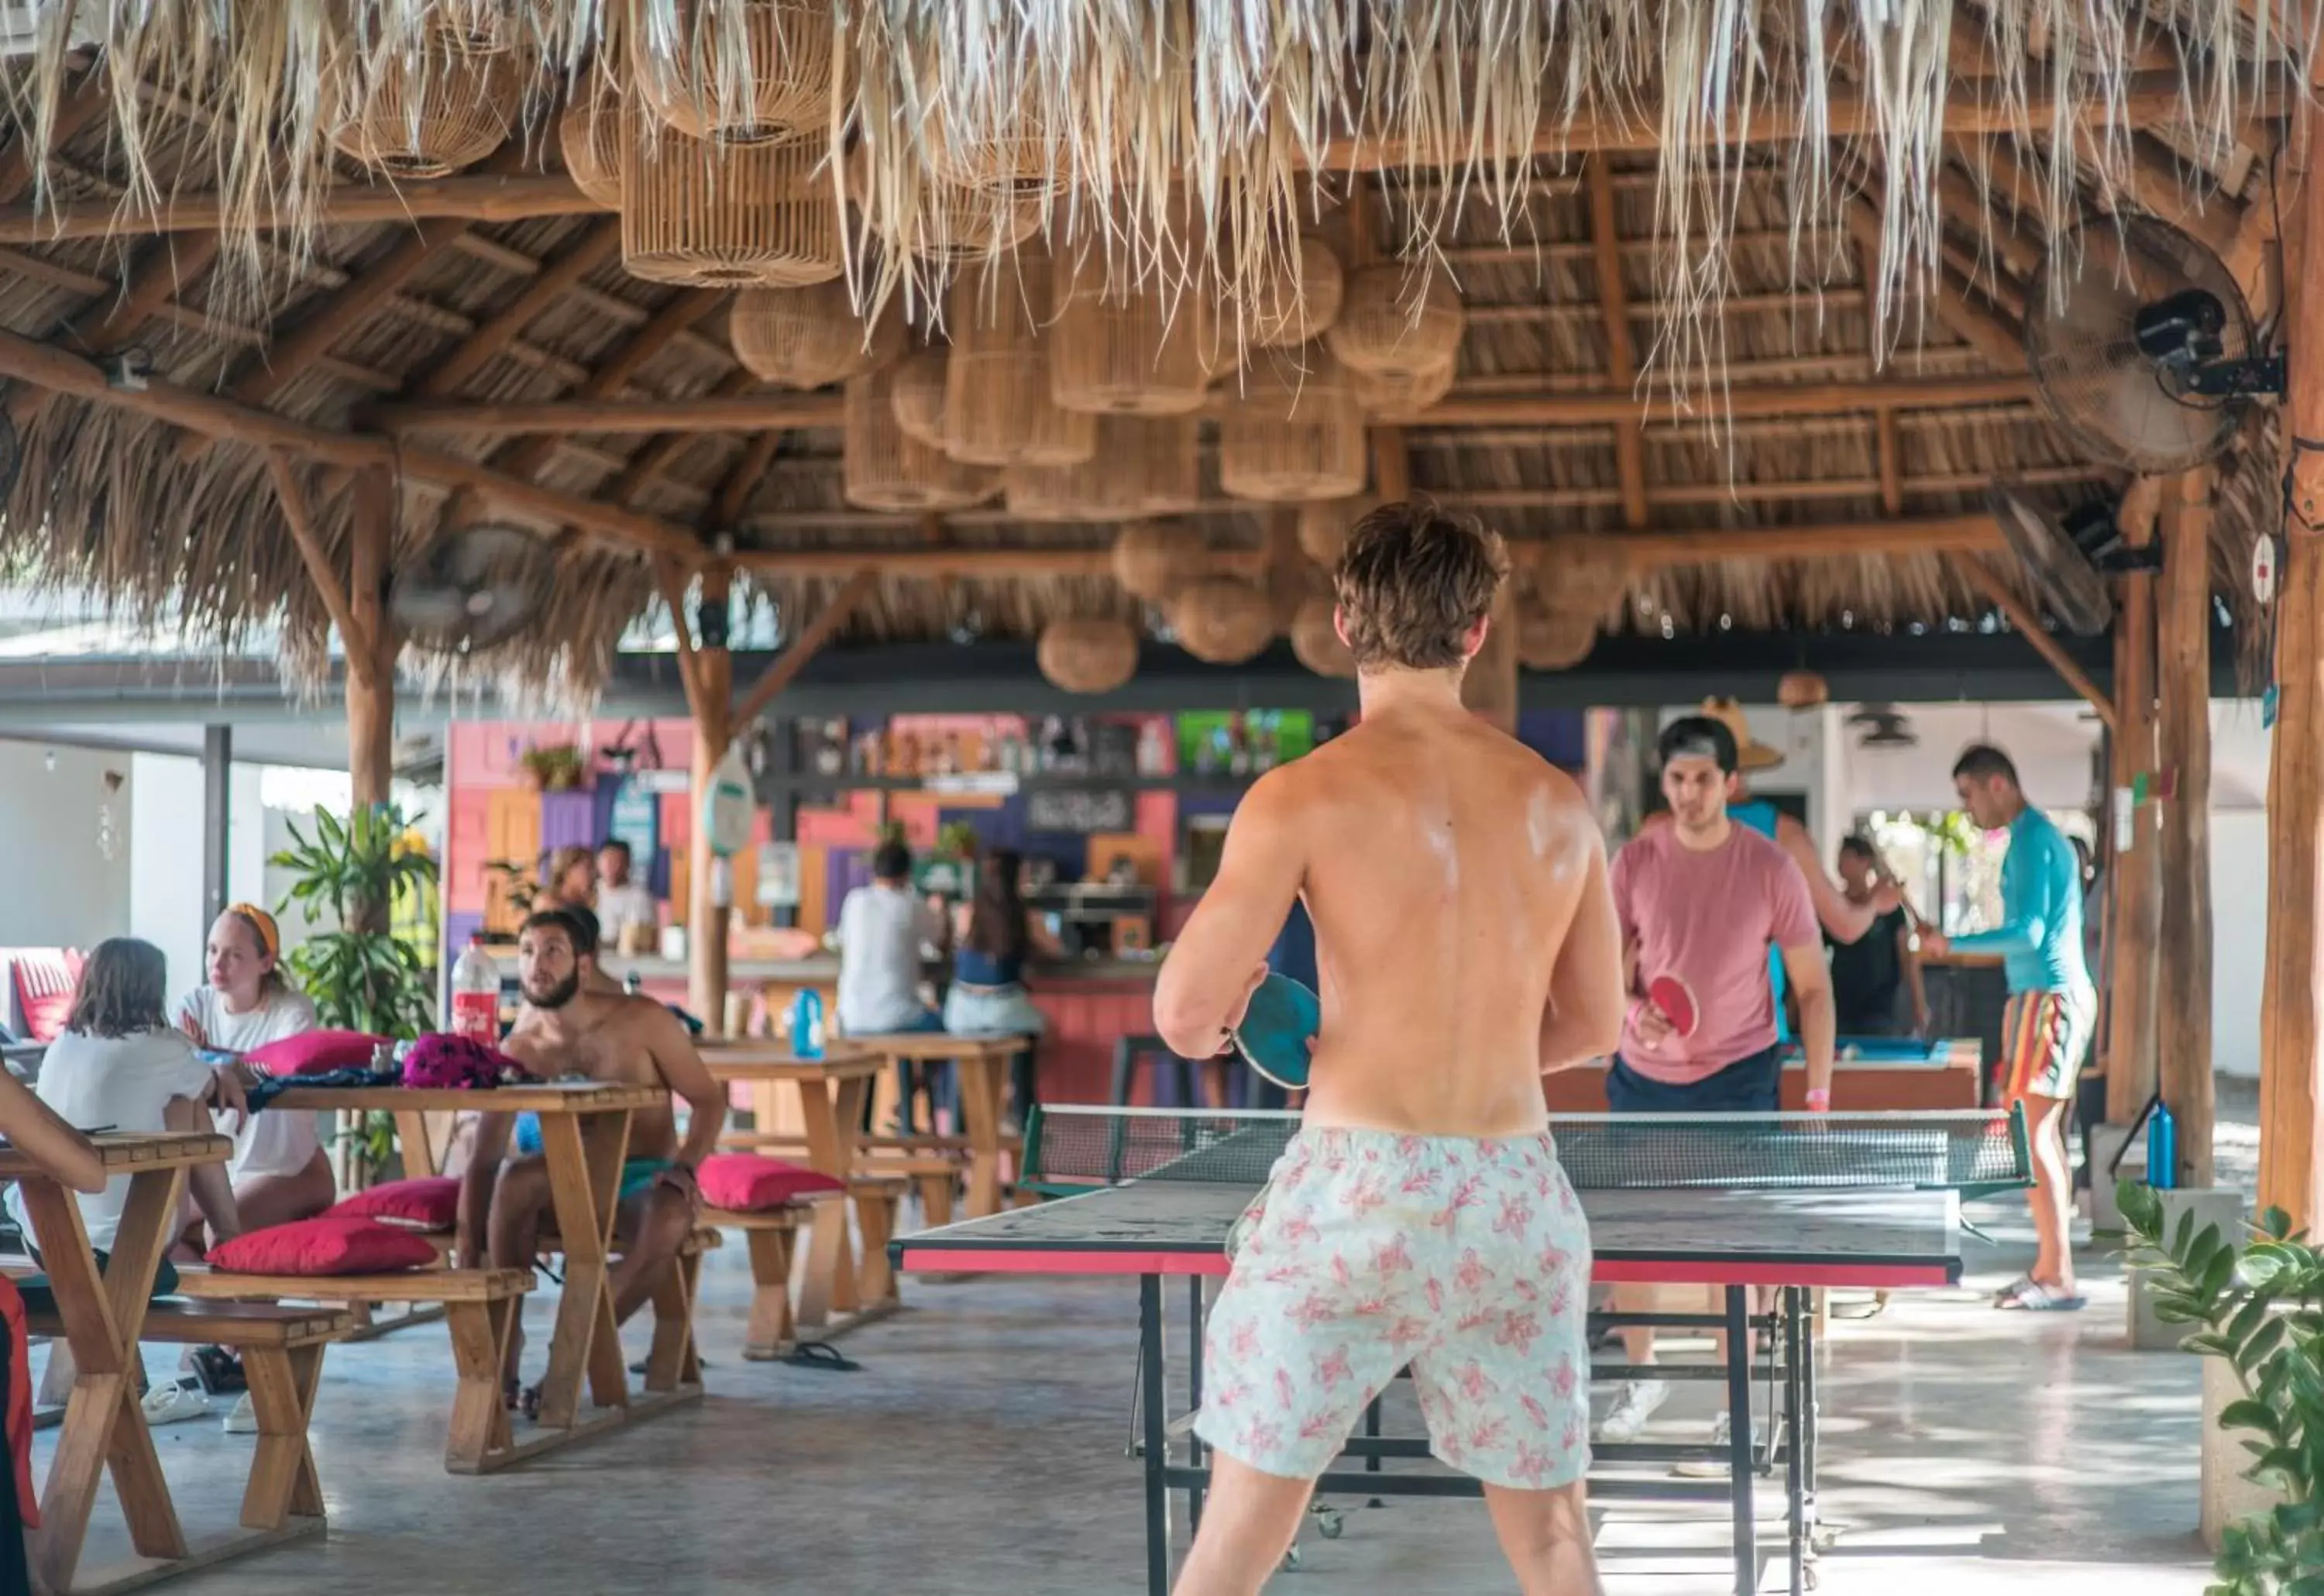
[[222, 1392, 257, 1435], [140, 1378, 208, 1427], [1595, 1378, 1670, 1443], [1673, 1409, 1761, 1477]]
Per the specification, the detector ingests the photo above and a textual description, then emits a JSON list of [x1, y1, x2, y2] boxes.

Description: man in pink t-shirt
[[1597, 713, 1835, 1450]]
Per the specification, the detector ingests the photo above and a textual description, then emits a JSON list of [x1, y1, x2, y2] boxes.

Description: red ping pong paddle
[[1646, 974, 1700, 1039]]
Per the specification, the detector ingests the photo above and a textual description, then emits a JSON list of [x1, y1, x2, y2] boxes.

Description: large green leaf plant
[[270, 803, 438, 1040], [2121, 1182, 2324, 1594]]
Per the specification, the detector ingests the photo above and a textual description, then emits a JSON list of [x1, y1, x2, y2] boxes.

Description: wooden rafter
[[412, 218, 624, 400], [1841, 193, 2026, 366], [373, 390, 836, 438], [605, 370, 760, 506], [264, 452, 370, 659], [708, 428, 788, 530], [0, 173, 597, 244], [1948, 553, 2119, 729], [731, 569, 879, 731], [1394, 373, 2037, 425], [1587, 157, 1648, 528], [0, 71, 109, 207], [229, 217, 474, 410]]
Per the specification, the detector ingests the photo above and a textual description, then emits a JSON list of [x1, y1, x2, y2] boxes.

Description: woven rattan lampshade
[[923, 90, 1061, 198], [428, 0, 524, 52], [329, 35, 522, 178], [903, 175, 1043, 262], [1289, 594, 1356, 678], [888, 347, 949, 445], [1327, 263, 1467, 379], [1049, 254, 1212, 417], [944, 253, 1095, 468], [731, 282, 902, 387], [1349, 353, 1457, 413], [1296, 493, 1378, 568], [1778, 670, 1830, 710], [1218, 347, 1367, 503], [1171, 579, 1276, 665], [621, 102, 841, 287], [1037, 618, 1140, 694], [1111, 520, 1208, 602], [1006, 415, 1201, 522], [843, 366, 998, 512], [1246, 237, 1346, 349], [559, 70, 627, 208], [630, 0, 834, 146], [1517, 603, 1600, 672]]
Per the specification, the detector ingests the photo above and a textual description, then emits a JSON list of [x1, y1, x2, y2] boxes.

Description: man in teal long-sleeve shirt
[[1921, 744, 2095, 1311]]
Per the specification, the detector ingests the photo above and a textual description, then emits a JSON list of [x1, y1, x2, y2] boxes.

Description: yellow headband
[[226, 903, 280, 961]]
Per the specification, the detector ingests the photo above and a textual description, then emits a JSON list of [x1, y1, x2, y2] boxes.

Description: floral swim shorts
[[1195, 1125, 1594, 1491]]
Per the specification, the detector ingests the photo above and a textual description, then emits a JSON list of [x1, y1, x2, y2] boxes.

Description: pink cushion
[[697, 1154, 844, 1212], [246, 1029, 386, 1076], [328, 1176, 460, 1232], [208, 1215, 442, 1277], [12, 951, 81, 1044]]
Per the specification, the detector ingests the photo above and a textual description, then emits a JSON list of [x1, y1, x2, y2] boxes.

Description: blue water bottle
[[792, 988, 825, 1061], [2147, 1101, 2178, 1191]]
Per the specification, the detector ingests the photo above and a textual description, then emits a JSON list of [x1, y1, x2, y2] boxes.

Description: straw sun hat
[[1694, 697, 1786, 772]]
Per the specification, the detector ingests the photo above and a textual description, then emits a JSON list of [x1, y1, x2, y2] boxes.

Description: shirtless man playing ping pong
[[1154, 502, 1628, 1596], [456, 909, 727, 1402]]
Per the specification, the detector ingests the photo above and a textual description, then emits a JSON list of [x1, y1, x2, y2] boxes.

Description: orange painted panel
[[799, 844, 829, 934], [482, 789, 541, 936]]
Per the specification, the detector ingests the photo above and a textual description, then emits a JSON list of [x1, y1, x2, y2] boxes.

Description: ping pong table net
[[1023, 1106, 2030, 1202]]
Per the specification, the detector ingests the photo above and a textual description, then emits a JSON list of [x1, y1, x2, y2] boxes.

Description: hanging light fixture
[[629, 0, 835, 146], [942, 249, 1095, 468], [1217, 346, 1367, 503], [620, 100, 841, 287]]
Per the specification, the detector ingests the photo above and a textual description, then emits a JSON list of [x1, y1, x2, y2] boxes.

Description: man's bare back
[[1157, 697, 1624, 1140], [502, 990, 689, 1161]]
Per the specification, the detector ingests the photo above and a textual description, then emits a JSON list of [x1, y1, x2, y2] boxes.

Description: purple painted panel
[[445, 910, 486, 953], [826, 848, 875, 907], [538, 789, 598, 853]]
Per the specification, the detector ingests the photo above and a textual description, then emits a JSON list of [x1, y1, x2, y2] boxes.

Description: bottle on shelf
[[449, 936, 500, 1044]]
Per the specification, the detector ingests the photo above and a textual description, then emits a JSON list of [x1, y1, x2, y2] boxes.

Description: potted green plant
[[2120, 1182, 2322, 1590], [272, 803, 440, 1185], [518, 743, 588, 792]]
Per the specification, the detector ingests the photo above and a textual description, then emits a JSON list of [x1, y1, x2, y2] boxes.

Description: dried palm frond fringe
[[0, 2, 2307, 383]]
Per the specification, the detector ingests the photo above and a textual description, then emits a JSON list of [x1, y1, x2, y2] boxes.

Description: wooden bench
[[700, 1197, 837, 1359], [21, 1297, 349, 1575], [173, 1267, 534, 1474]]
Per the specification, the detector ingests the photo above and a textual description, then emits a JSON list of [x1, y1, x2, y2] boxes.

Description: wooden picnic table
[[267, 1082, 691, 1463], [843, 1033, 1030, 1219], [2, 1130, 249, 1594], [701, 1044, 885, 1329]]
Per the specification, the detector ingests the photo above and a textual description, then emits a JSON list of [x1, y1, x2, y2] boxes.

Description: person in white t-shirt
[[594, 839, 658, 951], [174, 906, 332, 1230], [834, 841, 947, 1127]]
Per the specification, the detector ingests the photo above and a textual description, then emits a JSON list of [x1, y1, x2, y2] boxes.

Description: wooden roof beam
[[413, 218, 624, 399], [708, 429, 789, 531], [1387, 372, 2037, 426], [0, 173, 599, 245], [0, 69, 110, 206], [1587, 157, 1649, 528], [1950, 552, 2119, 728], [1841, 192, 2026, 367], [373, 388, 832, 439]]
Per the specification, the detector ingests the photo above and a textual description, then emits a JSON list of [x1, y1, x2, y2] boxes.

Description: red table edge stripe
[[894, 1248, 1956, 1290]]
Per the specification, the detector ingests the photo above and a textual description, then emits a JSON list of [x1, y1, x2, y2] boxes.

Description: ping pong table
[[896, 1106, 2027, 1596]]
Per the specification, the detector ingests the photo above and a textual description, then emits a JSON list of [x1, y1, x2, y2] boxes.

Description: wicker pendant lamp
[[1006, 415, 1201, 522], [943, 252, 1095, 468], [1111, 520, 1208, 603], [1290, 594, 1356, 678], [1048, 253, 1212, 417], [888, 346, 950, 445], [731, 282, 903, 387], [428, 0, 524, 52], [922, 89, 1061, 198], [1296, 493, 1379, 568], [1327, 263, 1467, 379], [1171, 579, 1276, 665], [905, 174, 1043, 263], [1037, 618, 1140, 694], [1244, 237, 1346, 349], [621, 101, 841, 287], [1349, 353, 1457, 413], [1218, 347, 1367, 503], [559, 69, 627, 208], [630, 0, 834, 146], [1517, 603, 1600, 672], [329, 33, 523, 178], [843, 366, 998, 512]]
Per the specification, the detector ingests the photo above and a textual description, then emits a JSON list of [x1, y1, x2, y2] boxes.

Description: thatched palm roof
[[0, 2, 2305, 702]]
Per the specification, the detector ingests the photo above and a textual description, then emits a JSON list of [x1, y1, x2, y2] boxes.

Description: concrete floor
[[36, 1106, 2240, 1596]]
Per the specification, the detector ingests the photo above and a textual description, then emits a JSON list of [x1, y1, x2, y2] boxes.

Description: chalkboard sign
[[1028, 786, 1134, 834]]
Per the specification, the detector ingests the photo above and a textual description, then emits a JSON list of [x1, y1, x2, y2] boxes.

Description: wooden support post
[[2260, 96, 2324, 1230], [2106, 481, 2164, 1126], [686, 568, 734, 1034], [346, 467, 398, 871], [2157, 470, 2216, 1188]]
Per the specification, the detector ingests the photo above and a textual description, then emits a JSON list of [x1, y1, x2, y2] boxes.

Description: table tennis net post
[[1023, 1106, 2030, 1199]]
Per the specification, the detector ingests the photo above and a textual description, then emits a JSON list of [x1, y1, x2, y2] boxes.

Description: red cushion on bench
[[699, 1154, 843, 1212], [208, 1215, 442, 1276], [329, 1176, 460, 1231]]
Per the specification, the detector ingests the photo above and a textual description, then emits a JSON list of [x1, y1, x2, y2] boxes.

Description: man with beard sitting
[[456, 908, 726, 1410]]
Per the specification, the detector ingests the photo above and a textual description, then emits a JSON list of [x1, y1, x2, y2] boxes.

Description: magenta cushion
[[208, 1215, 442, 1276], [328, 1176, 461, 1232], [245, 1029, 387, 1076], [697, 1154, 844, 1212]]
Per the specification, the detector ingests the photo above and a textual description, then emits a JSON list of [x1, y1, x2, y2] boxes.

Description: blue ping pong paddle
[[1232, 972, 1321, 1089]]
